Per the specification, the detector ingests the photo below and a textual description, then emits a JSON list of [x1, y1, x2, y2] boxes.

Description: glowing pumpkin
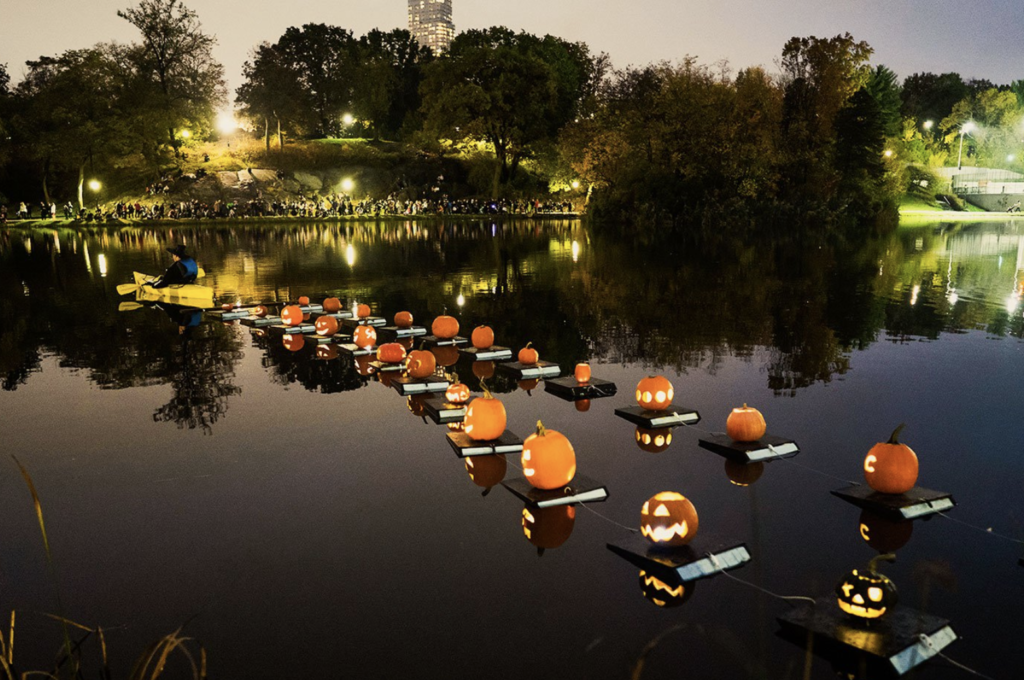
[[463, 386, 506, 441], [639, 570, 693, 608], [575, 399, 591, 413], [394, 311, 414, 328], [574, 363, 591, 384], [323, 297, 342, 313], [518, 342, 539, 365], [376, 343, 406, 364], [251, 305, 269, 318], [407, 395, 429, 418], [315, 316, 339, 337], [635, 427, 673, 453], [522, 505, 576, 549], [431, 345, 460, 367], [864, 424, 919, 495], [726, 404, 766, 442], [464, 454, 507, 489], [221, 303, 234, 311], [282, 334, 305, 352], [635, 376, 674, 411], [641, 492, 698, 547], [316, 344, 339, 361], [446, 378, 470, 404], [724, 460, 764, 486], [353, 325, 377, 349], [471, 326, 494, 349], [298, 296, 310, 306], [281, 305, 304, 327], [406, 349, 437, 378], [858, 510, 913, 553], [835, 554, 898, 620], [432, 315, 459, 339], [521, 420, 577, 490], [472, 361, 496, 380], [354, 355, 375, 376], [356, 303, 371, 319]]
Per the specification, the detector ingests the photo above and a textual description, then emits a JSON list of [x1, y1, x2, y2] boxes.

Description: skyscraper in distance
[[408, 0, 455, 55]]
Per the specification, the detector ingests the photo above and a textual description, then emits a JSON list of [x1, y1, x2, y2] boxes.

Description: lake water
[[1, 219, 1022, 679]]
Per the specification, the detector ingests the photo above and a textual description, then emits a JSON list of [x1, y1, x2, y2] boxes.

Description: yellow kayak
[[133, 271, 214, 308]]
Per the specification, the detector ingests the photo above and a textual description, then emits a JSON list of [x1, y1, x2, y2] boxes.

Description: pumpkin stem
[[536, 420, 547, 437], [887, 424, 906, 445], [480, 378, 493, 399], [867, 553, 896, 573], [451, 372, 459, 383], [525, 341, 533, 350]]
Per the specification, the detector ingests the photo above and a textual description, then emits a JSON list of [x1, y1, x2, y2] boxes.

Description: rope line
[[705, 553, 817, 605], [581, 502, 640, 534], [935, 512, 1024, 546], [918, 634, 998, 680]]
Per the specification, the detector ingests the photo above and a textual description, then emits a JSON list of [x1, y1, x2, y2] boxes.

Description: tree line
[[2, 0, 1024, 229]]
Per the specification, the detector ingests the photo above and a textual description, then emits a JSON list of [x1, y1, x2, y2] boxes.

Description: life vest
[[180, 256, 199, 282]]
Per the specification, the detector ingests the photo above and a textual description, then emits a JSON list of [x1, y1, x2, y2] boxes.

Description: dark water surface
[[1, 220, 1022, 679]]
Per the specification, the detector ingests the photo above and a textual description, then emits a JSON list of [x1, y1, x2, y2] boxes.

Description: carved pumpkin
[[724, 460, 764, 486], [864, 424, 919, 495], [356, 303, 371, 319], [446, 377, 470, 404], [835, 554, 899, 620], [376, 343, 406, 364], [727, 404, 766, 442], [639, 570, 693, 608], [252, 305, 269, 318], [298, 296, 310, 306], [394, 311, 414, 328], [471, 326, 494, 349], [472, 360, 495, 380], [315, 315, 340, 337], [282, 333, 305, 352], [463, 386, 506, 441], [518, 378, 540, 394], [407, 395, 429, 418], [518, 342, 539, 365], [353, 325, 377, 349], [407, 349, 436, 379], [431, 314, 459, 339], [464, 454, 507, 489], [641, 492, 698, 547], [281, 305, 304, 327], [521, 420, 577, 490], [574, 363, 591, 384], [431, 345, 459, 367], [522, 505, 576, 549], [858, 510, 913, 553], [635, 376, 674, 411], [323, 297, 342, 313], [635, 427, 673, 453], [575, 399, 591, 413], [316, 344, 339, 361], [354, 355, 375, 376], [447, 420, 465, 433]]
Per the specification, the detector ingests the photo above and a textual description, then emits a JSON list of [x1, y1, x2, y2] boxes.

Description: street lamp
[[957, 122, 975, 170], [922, 120, 934, 131], [180, 129, 191, 140], [340, 178, 354, 193]]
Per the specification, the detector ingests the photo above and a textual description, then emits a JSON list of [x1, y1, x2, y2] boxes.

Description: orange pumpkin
[[431, 345, 460, 367], [574, 363, 591, 384], [394, 311, 414, 328], [407, 349, 437, 379], [407, 395, 429, 418], [356, 303, 371, 319], [522, 505, 576, 550], [354, 355, 375, 376], [298, 296, 310, 306], [518, 342, 539, 365], [432, 315, 459, 339], [635, 427, 673, 453], [465, 454, 507, 489], [315, 315, 339, 337], [472, 360, 495, 380], [376, 343, 406, 364], [864, 424, 919, 494], [575, 399, 591, 413], [282, 333, 305, 352], [353, 325, 377, 349], [322, 297, 342, 313], [471, 326, 494, 349], [858, 510, 914, 553], [635, 376, 674, 411], [521, 420, 577, 490], [518, 378, 540, 394], [446, 378, 470, 404], [724, 460, 764, 486], [316, 344, 339, 361], [640, 492, 699, 546], [281, 305, 304, 327], [251, 305, 269, 318], [726, 404, 766, 442], [463, 386, 507, 441], [221, 303, 234, 311]]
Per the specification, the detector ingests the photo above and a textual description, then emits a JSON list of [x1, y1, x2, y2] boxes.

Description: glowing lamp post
[[88, 180, 102, 209], [957, 122, 975, 170], [340, 178, 355, 194]]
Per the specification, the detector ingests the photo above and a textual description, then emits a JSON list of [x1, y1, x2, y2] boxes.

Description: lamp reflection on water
[[346, 244, 356, 267], [571, 240, 580, 263], [910, 284, 920, 306], [456, 294, 465, 307], [98, 253, 108, 277]]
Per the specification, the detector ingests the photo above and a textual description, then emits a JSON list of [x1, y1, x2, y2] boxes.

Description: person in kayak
[[148, 245, 199, 288]]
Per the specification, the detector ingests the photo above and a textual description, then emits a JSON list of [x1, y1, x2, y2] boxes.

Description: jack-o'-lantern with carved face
[[353, 325, 377, 349], [835, 554, 899, 620], [639, 570, 693, 608], [354, 355, 375, 377], [635, 376, 674, 411], [864, 424, 918, 495], [641, 492, 698, 547], [315, 344, 339, 361], [281, 305, 304, 327], [446, 377, 470, 404], [464, 454, 507, 489], [635, 427, 673, 453], [282, 333, 305, 352], [315, 315, 339, 337], [251, 305, 269, 318], [522, 505, 576, 549]]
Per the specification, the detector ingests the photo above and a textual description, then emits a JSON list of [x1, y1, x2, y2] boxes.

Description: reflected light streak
[[456, 294, 465, 307], [910, 285, 920, 306], [346, 244, 356, 267], [571, 240, 580, 263], [1006, 293, 1020, 315], [98, 253, 108, 277], [84, 242, 92, 274]]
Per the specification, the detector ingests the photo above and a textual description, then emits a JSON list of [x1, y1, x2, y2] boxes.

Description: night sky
[[4, 0, 1023, 93]]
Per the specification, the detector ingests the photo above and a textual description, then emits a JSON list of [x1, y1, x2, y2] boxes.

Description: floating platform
[[446, 430, 523, 457], [500, 361, 561, 379], [391, 374, 450, 395], [239, 316, 282, 327], [368, 360, 405, 373], [777, 597, 956, 677], [831, 484, 955, 521], [267, 323, 317, 336], [421, 335, 468, 347], [615, 405, 701, 428], [698, 434, 800, 463], [544, 376, 618, 401], [376, 325, 428, 341], [502, 473, 608, 507], [460, 346, 514, 362], [420, 394, 467, 424], [309, 310, 353, 321], [336, 343, 376, 357], [607, 533, 751, 583], [342, 317, 387, 329], [207, 308, 261, 321], [297, 304, 323, 313]]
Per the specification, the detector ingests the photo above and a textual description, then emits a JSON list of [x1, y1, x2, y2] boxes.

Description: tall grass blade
[[0, 653, 13, 680], [6, 611, 12, 665], [98, 627, 111, 680]]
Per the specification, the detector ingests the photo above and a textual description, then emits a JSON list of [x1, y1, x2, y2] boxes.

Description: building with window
[[408, 0, 455, 55]]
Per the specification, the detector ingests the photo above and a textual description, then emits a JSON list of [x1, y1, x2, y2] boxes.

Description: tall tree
[[354, 29, 433, 140], [865, 65, 902, 138], [236, 42, 304, 150], [900, 72, 968, 128]]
